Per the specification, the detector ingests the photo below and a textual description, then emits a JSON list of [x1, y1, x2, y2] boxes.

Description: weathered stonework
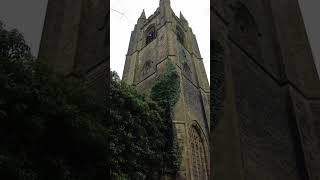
[[213, 0, 320, 179], [122, 1, 210, 179], [38, 0, 109, 104]]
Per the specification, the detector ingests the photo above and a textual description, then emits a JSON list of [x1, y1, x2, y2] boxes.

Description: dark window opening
[[142, 61, 152, 76], [177, 26, 185, 45], [231, 2, 261, 58], [182, 50, 187, 58], [183, 62, 192, 78], [146, 25, 157, 45]]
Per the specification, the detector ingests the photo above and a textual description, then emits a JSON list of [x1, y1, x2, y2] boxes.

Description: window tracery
[[189, 126, 208, 180]]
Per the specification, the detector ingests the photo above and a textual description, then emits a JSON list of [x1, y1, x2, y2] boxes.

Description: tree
[[108, 71, 181, 180], [0, 21, 109, 180], [0, 20, 180, 180], [0, 21, 32, 61]]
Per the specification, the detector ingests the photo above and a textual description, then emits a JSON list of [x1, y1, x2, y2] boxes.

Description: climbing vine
[[151, 61, 180, 107], [108, 66, 182, 179], [150, 61, 182, 177]]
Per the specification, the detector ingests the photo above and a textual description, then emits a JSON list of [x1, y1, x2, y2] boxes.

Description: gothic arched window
[[176, 26, 185, 45], [146, 25, 157, 45], [183, 62, 192, 79], [230, 2, 261, 57], [189, 126, 208, 180], [142, 60, 152, 76]]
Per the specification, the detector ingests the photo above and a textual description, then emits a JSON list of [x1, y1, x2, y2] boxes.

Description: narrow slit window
[[177, 26, 185, 45]]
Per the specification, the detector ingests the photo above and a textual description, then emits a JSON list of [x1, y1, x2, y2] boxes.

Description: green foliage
[[108, 68, 181, 179], [0, 20, 181, 180], [111, 71, 120, 82], [0, 21, 108, 179], [151, 61, 180, 108], [0, 21, 32, 61], [150, 61, 182, 176]]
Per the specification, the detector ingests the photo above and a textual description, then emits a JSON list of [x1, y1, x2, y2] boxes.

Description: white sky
[[0, 0, 48, 56], [297, 0, 320, 78], [110, 0, 210, 81], [0, 0, 319, 79]]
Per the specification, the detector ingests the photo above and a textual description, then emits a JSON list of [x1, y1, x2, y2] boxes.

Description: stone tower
[[213, 0, 320, 179], [122, 0, 210, 179], [38, 0, 109, 104]]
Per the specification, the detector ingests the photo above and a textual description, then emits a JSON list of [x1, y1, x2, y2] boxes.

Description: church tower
[[122, 0, 210, 179], [213, 0, 320, 179], [38, 0, 109, 104]]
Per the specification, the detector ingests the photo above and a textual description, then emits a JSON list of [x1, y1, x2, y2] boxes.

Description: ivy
[[151, 61, 180, 108], [150, 61, 182, 177], [109, 69, 181, 179]]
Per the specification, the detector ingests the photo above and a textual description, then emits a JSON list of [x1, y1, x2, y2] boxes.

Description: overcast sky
[[0, 0, 48, 56], [0, 0, 319, 79], [297, 0, 320, 77], [110, 0, 210, 80]]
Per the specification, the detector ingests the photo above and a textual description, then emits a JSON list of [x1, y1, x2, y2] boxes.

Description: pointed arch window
[[142, 60, 152, 76], [189, 126, 208, 180], [146, 25, 157, 45], [229, 2, 261, 57], [183, 62, 192, 79]]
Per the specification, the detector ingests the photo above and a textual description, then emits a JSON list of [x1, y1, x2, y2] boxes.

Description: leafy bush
[[0, 21, 108, 180], [0, 20, 181, 180], [108, 70, 181, 180]]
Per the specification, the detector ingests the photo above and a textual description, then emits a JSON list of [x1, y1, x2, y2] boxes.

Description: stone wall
[[38, 0, 109, 104], [212, 0, 320, 179]]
